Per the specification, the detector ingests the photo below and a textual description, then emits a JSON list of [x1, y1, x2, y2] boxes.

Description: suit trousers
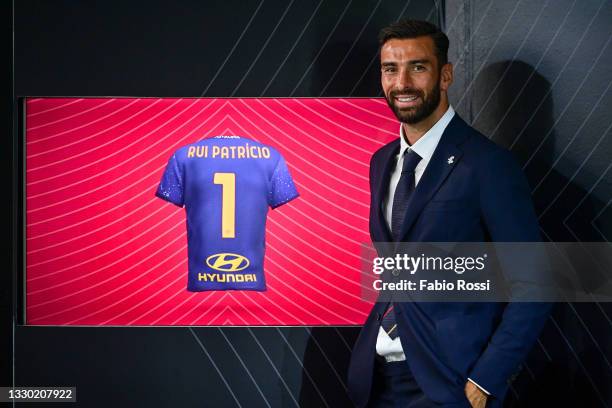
[[367, 359, 472, 408]]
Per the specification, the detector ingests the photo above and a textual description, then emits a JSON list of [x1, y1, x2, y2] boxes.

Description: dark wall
[[10, 1, 439, 408], [446, 1, 612, 406], [5, 0, 16, 396], [15, 0, 439, 97]]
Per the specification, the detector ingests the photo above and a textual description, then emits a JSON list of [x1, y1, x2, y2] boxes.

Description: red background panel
[[25, 98, 397, 325]]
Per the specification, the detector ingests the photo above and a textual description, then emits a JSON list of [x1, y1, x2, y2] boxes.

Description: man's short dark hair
[[378, 19, 449, 68]]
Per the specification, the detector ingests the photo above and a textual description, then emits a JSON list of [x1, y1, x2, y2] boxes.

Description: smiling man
[[347, 20, 552, 408]]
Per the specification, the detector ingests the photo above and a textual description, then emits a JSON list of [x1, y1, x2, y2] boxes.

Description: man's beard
[[386, 81, 441, 125]]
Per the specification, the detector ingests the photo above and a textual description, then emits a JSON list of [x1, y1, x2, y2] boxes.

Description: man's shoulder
[[455, 122, 526, 184], [457, 119, 516, 165], [371, 139, 399, 163]]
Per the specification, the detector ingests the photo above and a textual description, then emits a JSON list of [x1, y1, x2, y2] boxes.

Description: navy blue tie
[[381, 303, 399, 339], [391, 149, 422, 241], [383, 149, 421, 340]]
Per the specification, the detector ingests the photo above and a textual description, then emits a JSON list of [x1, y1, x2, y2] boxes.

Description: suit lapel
[[373, 141, 399, 243], [396, 115, 470, 242]]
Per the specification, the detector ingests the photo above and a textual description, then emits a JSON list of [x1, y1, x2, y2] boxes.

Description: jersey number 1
[[214, 172, 236, 238]]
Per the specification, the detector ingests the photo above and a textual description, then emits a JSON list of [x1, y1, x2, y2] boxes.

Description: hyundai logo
[[205, 253, 250, 272]]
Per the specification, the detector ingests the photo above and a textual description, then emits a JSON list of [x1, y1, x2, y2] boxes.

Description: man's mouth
[[393, 94, 420, 107]]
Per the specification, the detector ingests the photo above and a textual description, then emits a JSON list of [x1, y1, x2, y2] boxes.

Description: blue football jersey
[[156, 136, 299, 291]]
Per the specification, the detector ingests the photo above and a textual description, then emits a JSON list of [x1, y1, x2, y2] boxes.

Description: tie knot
[[401, 149, 421, 174]]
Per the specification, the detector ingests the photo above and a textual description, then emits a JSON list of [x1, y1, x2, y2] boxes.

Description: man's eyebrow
[[380, 59, 432, 66], [408, 59, 431, 65]]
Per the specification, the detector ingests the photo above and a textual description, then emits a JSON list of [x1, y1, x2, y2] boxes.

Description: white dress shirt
[[374, 105, 490, 395]]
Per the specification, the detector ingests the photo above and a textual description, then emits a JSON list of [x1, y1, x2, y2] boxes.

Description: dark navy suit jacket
[[347, 114, 552, 407]]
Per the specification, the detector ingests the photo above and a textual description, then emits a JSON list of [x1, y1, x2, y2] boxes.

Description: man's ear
[[440, 62, 454, 92]]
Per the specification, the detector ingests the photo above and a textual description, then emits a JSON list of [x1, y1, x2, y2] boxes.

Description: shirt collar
[[399, 105, 455, 162]]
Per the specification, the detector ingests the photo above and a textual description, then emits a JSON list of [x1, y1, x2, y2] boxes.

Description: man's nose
[[395, 69, 413, 90]]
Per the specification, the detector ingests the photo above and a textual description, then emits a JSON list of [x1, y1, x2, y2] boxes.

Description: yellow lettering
[[188, 146, 196, 158], [196, 146, 206, 158], [198, 272, 256, 283], [213, 173, 236, 238], [212, 146, 220, 157], [220, 146, 229, 159], [262, 147, 270, 158]]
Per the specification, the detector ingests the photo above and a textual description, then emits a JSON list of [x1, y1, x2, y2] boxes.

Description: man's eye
[[382, 67, 396, 73], [412, 65, 425, 72]]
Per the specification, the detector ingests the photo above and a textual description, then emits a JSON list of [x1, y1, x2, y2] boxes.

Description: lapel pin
[[447, 156, 455, 165]]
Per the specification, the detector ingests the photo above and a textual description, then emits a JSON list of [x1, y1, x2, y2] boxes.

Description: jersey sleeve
[[155, 152, 185, 207], [268, 154, 299, 209]]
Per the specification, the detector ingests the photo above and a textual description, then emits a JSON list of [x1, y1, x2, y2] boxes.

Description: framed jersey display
[[24, 97, 397, 325], [156, 135, 299, 292]]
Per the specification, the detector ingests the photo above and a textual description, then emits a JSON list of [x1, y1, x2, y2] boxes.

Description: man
[[347, 20, 552, 408]]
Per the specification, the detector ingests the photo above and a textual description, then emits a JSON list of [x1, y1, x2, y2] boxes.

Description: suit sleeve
[[468, 148, 553, 398], [369, 153, 378, 231]]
